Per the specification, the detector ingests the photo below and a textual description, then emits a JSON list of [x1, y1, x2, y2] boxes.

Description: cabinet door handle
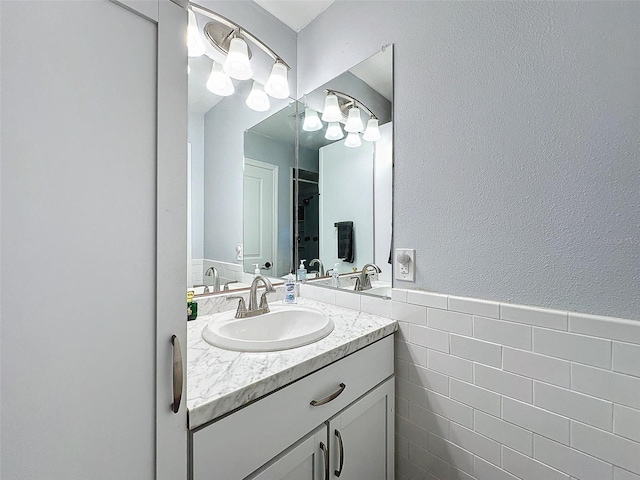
[[320, 441, 329, 480], [310, 383, 346, 407], [171, 335, 183, 413], [334, 429, 344, 477]]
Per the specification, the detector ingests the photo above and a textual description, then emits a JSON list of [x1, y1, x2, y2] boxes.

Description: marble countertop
[[187, 297, 396, 430]]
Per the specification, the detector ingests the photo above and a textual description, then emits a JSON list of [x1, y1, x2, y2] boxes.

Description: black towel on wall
[[335, 221, 354, 263]]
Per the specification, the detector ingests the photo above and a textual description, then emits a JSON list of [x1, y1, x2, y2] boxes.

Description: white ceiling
[[253, 0, 336, 32]]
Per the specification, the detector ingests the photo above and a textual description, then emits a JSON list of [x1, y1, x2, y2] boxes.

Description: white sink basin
[[202, 303, 334, 352], [363, 285, 392, 297], [343, 282, 391, 298]]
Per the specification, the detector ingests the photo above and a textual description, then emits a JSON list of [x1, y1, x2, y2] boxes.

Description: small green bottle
[[187, 291, 198, 321]]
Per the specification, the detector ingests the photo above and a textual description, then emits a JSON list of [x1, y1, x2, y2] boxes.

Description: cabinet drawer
[[191, 335, 394, 480]]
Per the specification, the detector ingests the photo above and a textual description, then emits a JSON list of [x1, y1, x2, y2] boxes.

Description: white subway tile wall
[[295, 284, 640, 480], [391, 288, 640, 480]]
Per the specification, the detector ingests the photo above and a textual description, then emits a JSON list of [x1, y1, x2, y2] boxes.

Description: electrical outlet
[[395, 248, 415, 281]]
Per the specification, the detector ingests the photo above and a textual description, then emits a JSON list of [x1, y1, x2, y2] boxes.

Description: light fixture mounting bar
[[190, 3, 290, 70], [325, 90, 377, 119]]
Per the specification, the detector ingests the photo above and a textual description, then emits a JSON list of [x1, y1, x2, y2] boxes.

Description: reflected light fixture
[[344, 132, 362, 148], [325, 122, 344, 141], [187, 8, 205, 57], [223, 36, 253, 80], [264, 60, 290, 99], [321, 94, 342, 122], [206, 61, 234, 97], [344, 107, 364, 133], [362, 118, 381, 142], [246, 81, 270, 112], [303, 108, 323, 132]]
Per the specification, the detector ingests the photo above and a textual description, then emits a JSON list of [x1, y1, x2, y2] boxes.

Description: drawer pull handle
[[310, 383, 346, 407], [334, 429, 344, 477], [320, 441, 329, 480], [171, 335, 183, 414]]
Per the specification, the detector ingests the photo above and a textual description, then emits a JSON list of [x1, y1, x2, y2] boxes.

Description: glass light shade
[[325, 122, 344, 141], [321, 94, 342, 122], [187, 9, 205, 57], [302, 108, 323, 132], [264, 62, 290, 99], [344, 132, 362, 148], [206, 62, 234, 97], [344, 107, 364, 133], [362, 118, 381, 142], [223, 37, 253, 80], [246, 81, 270, 112]]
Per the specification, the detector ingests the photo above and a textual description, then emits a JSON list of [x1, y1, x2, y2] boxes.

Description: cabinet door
[[249, 426, 329, 480], [0, 1, 187, 479], [329, 378, 395, 480]]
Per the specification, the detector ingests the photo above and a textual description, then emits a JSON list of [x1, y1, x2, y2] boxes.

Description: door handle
[[334, 429, 344, 477], [171, 335, 183, 413], [310, 383, 346, 407], [320, 441, 329, 480]]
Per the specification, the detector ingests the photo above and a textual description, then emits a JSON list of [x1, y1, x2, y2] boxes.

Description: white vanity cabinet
[[328, 379, 394, 479], [249, 426, 327, 480], [190, 335, 394, 480]]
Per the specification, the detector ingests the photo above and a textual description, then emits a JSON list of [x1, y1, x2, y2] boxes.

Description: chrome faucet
[[204, 266, 221, 292], [227, 275, 276, 319], [309, 258, 325, 277], [354, 263, 382, 291]]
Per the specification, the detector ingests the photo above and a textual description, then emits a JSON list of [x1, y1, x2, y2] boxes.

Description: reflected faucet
[[205, 266, 221, 292], [354, 263, 382, 291], [228, 275, 276, 319], [223, 280, 240, 291], [309, 258, 325, 277]]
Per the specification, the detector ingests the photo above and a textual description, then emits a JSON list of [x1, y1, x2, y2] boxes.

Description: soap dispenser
[[297, 259, 307, 283], [253, 263, 260, 278], [283, 272, 297, 304], [331, 263, 340, 288]]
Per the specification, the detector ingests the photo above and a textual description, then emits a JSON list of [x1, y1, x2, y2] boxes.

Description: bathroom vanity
[[187, 297, 396, 479]]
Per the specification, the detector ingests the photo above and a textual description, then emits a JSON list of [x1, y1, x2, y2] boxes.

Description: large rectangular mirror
[[187, 4, 392, 298], [187, 5, 295, 295]]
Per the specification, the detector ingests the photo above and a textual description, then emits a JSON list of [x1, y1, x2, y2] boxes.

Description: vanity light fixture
[[264, 60, 290, 99], [191, 4, 291, 104], [344, 132, 362, 148], [344, 107, 364, 133], [223, 36, 253, 80], [321, 94, 342, 122], [206, 61, 234, 96], [246, 81, 270, 112], [319, 90, 382, 146], [302, 108, 323, 132], [187, 8, 205, 57], [362, 118, 381, 142], [325, 122, 344, 140]]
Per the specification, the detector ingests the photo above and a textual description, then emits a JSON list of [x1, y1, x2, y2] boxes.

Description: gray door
[[0, 1, 187, 478]]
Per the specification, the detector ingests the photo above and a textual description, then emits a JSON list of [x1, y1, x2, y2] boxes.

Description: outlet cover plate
[[395, 248, 415, 281]]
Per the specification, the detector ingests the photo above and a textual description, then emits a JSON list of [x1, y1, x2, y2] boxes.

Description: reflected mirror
[[296, 47, 393, 297]]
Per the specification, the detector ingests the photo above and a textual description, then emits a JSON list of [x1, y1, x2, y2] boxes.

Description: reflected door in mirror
[[243, 159, 277, 274]]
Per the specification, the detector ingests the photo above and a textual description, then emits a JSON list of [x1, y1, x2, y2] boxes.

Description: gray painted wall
[[189, 111, 205, 259], [199, 0, 297, 265], [298, 1, 640, 319]]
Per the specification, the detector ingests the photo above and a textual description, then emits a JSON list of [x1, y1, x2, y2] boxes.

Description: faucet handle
[[226, 296, 247, 318], [258, 292, 271, 311]]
